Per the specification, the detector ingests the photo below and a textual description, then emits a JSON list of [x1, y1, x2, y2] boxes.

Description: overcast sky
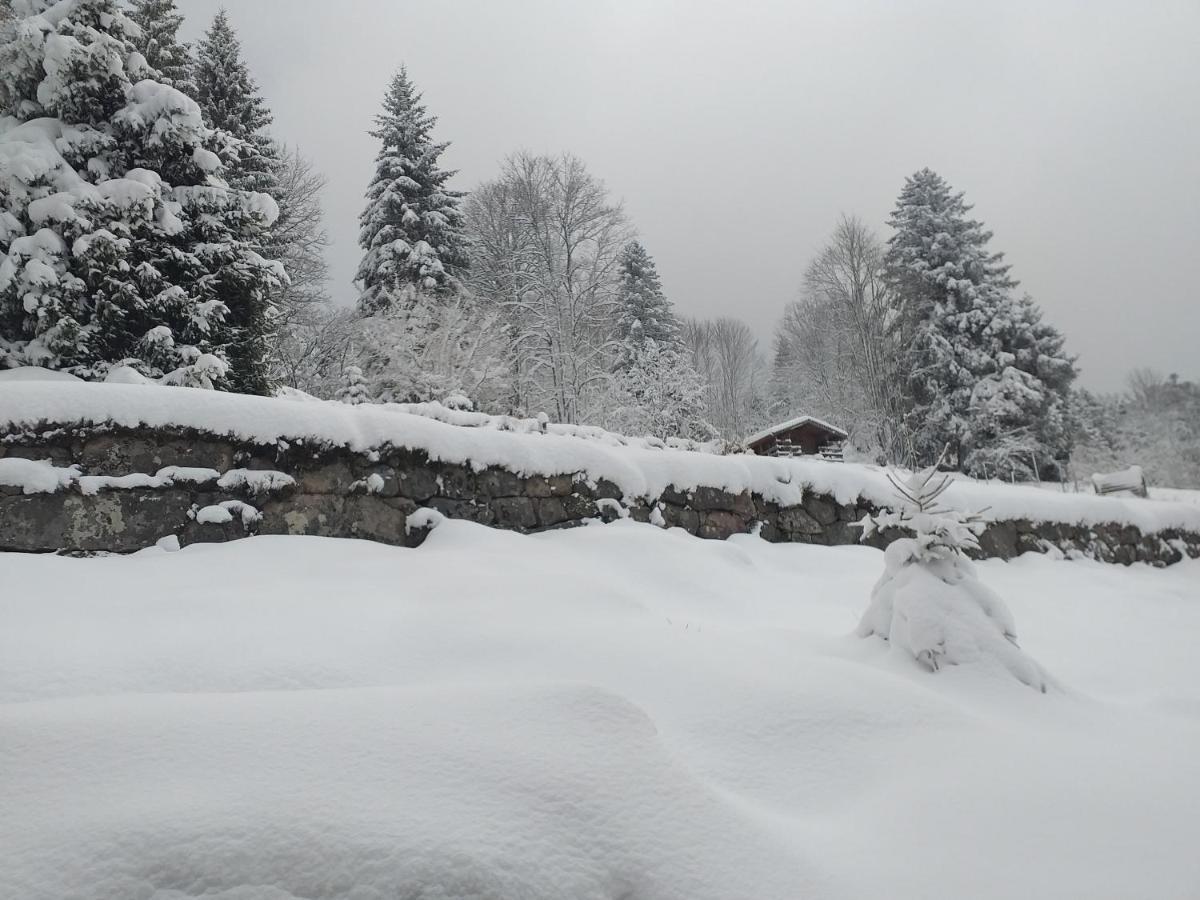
[[178, 0, 1199, 392]]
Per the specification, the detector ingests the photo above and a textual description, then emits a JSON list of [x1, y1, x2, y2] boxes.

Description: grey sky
[[178, 0, 1199, 392]]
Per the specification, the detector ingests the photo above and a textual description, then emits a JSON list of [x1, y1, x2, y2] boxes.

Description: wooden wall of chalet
[[752, 422, 837, 456]]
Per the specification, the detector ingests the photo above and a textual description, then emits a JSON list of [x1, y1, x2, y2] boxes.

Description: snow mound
[[860, 540, 1051, 691], [2, 683, 804, 900], [0, 365, 81, 382], [2, 524, 1199, 898]]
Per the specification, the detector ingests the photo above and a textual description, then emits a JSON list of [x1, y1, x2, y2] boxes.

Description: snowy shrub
[[856, 457, 1050, 692]]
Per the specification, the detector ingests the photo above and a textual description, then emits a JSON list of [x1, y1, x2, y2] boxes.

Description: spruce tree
[[356, 66, 468, 314], [127, 0, 193, 94], [192, 8, 286, 388], [884, 169, 1017, 467], [966, 293, 1075, 479], [337, 365, 370, 405], [884, 169, 1075, 476], [0, 0, 282, 390], [193, 9, 275, 195], [614, 240, 681, 369], [610, 335, 712, 441]]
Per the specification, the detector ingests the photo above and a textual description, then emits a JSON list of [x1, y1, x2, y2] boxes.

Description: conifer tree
[[884, 169, 1074, 476], [608, 333, 712, 441], [0, 0, 282, 391], [965, 292, 1075, 479], [356, 66, 468, 314], [193, 9, 275, 195], [127, 0, 193, 94], [337, 365, 370, 404], [614, 240, 681, 369]]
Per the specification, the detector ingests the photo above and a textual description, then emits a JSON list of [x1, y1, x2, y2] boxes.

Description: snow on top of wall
[[2, 380, 1199, 533]]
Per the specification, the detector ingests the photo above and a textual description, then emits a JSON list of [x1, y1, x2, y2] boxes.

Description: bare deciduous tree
[[270, 304, 357, 397], [269, 145, 331, 320], [354, 296, 509, 407], [684, 316, 768, 441], [772, 216, 907, 461], [465, 152, 631, 423], [266, 145, 339, 392]]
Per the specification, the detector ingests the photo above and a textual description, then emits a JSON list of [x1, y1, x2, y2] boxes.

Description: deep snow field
[[3, 521, 1199, 899]]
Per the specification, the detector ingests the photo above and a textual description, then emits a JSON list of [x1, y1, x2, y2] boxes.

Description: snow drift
[[2, 522, 1199, 899]]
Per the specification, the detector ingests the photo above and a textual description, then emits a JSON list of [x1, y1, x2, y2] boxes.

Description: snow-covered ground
[[1151, 486, 1200, 506], [3, 522, 1199, 899]]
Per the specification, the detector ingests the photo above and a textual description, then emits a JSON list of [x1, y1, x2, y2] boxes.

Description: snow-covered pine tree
[[856, 458, 1050, 691], [884, 169, 1019, 468], [192, 8, 298, 389], [614, 240, 681, 369], [192, 9, 275, 195], [0, 0, 283, 390], [127, 0, 192, 94], [884, 168, 1075, 478], [337, 365, 370, 405], [606, 333, 712, 441], [356, 66, 468, 315], [965, 292, 1076, 480]]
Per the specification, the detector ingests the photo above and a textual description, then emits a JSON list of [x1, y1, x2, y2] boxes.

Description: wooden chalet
[[745, 416, 848, 461]]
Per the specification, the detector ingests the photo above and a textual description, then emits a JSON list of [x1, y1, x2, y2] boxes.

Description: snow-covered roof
[[745, 415, 848, 447]]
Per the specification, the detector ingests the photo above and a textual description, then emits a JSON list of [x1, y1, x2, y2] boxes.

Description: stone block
[[437, 464, 475, 499], [534, 497, 569, 527], [777, 505, 822, 536], [297, 462, 356, 495], [478, 468, 524, 498], [491, 496, 537, 530], [803, 495, 838, 526], [396, 466, 439, 501], [698, 510, 747, 540], [977, 521, 1018, 560], [347, 496, 412, 544]]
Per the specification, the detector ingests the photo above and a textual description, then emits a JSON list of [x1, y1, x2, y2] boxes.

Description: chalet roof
[[744, 415, 848, 448]]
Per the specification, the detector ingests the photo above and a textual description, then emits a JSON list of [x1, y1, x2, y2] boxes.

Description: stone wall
[[2, 423, 1198, 566]]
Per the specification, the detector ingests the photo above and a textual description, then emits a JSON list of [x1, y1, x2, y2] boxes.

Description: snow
[[195, 499, 260, 526], [215, 468, 295, 494], [0, 456, 78, 493], [2, 380, 1198, 535], [1, 523, 1198, 899], [0, 364, 81, 382], [155, 465, 219, 484], [405, 506, 445, 534], [102, 365, 151, 385], [77, 471, 165, 495], [0, 458, 220, 495], [194, 503, 232, 524]]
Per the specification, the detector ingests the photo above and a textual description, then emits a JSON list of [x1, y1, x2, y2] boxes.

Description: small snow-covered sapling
[[856, 450, 1050, 692]]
